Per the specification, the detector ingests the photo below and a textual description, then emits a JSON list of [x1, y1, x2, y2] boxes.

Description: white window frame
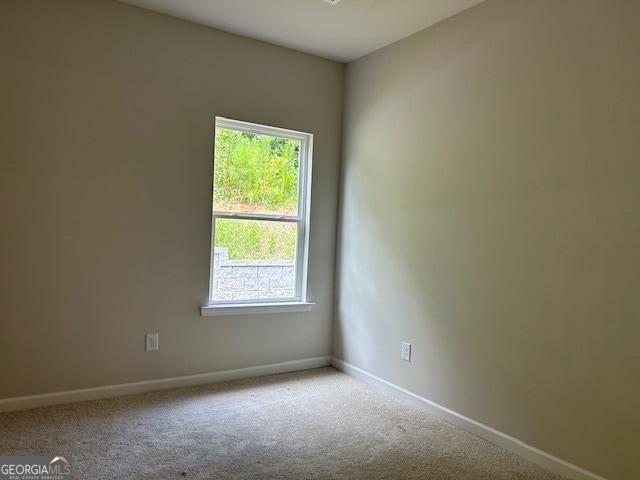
[[201, 117, 314, 316]]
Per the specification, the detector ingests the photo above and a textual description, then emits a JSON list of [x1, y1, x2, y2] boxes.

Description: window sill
[[200, 302, 315, 317]]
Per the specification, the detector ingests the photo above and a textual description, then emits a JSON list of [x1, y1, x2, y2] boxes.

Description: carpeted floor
[[0, 367, 565, 479]]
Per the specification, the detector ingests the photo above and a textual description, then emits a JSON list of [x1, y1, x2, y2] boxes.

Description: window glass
[[213, 127, 300, 217], [209, 117, 312, 305]]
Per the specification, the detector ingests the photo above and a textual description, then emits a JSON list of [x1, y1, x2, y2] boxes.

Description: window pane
[[212, 218, 297, 302], [213, 128, 300, 216]]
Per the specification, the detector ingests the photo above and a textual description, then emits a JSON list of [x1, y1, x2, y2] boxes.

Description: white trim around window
[[201, 117, 314, 315]]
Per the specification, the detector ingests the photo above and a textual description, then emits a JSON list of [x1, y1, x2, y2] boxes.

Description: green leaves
[[213, 128, 299, 213], [213, 128, 301, 260], [214, 219, 296, 260]]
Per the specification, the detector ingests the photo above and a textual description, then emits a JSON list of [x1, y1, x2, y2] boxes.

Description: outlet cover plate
[[401, 342, 411, 362], [146, 333, 158, 351]]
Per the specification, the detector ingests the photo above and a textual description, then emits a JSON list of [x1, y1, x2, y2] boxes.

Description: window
[[201, 117, 314, 315]]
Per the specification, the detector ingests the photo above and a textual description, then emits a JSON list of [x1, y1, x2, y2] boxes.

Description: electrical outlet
[[401, 342, 411, 362], [145, 333, 158, 351]]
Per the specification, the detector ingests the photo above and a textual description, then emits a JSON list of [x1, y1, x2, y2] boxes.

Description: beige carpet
[[0, 367, 565, 479]]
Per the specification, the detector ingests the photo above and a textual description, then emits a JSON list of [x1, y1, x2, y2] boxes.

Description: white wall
[[0, 0, 343, 397], [335, 1, 640, 479]]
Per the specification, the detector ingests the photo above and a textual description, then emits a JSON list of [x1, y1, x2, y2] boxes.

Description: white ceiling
[[119, 0, 486, 62]]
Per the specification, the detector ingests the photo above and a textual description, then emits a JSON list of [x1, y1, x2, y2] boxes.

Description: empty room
[[0, 1, 638, 479]]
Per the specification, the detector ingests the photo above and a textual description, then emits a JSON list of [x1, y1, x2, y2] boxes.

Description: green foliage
[[215, 219, 296, 260], [214, 128, 299, 213], [213, 127, 300, 260]]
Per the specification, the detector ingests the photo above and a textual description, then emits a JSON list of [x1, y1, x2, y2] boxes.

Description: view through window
[[209, 117, 313, 304]]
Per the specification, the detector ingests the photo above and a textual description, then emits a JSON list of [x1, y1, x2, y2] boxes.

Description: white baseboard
[[331, 358, 607, 480], [0, 356, 332, 413]]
